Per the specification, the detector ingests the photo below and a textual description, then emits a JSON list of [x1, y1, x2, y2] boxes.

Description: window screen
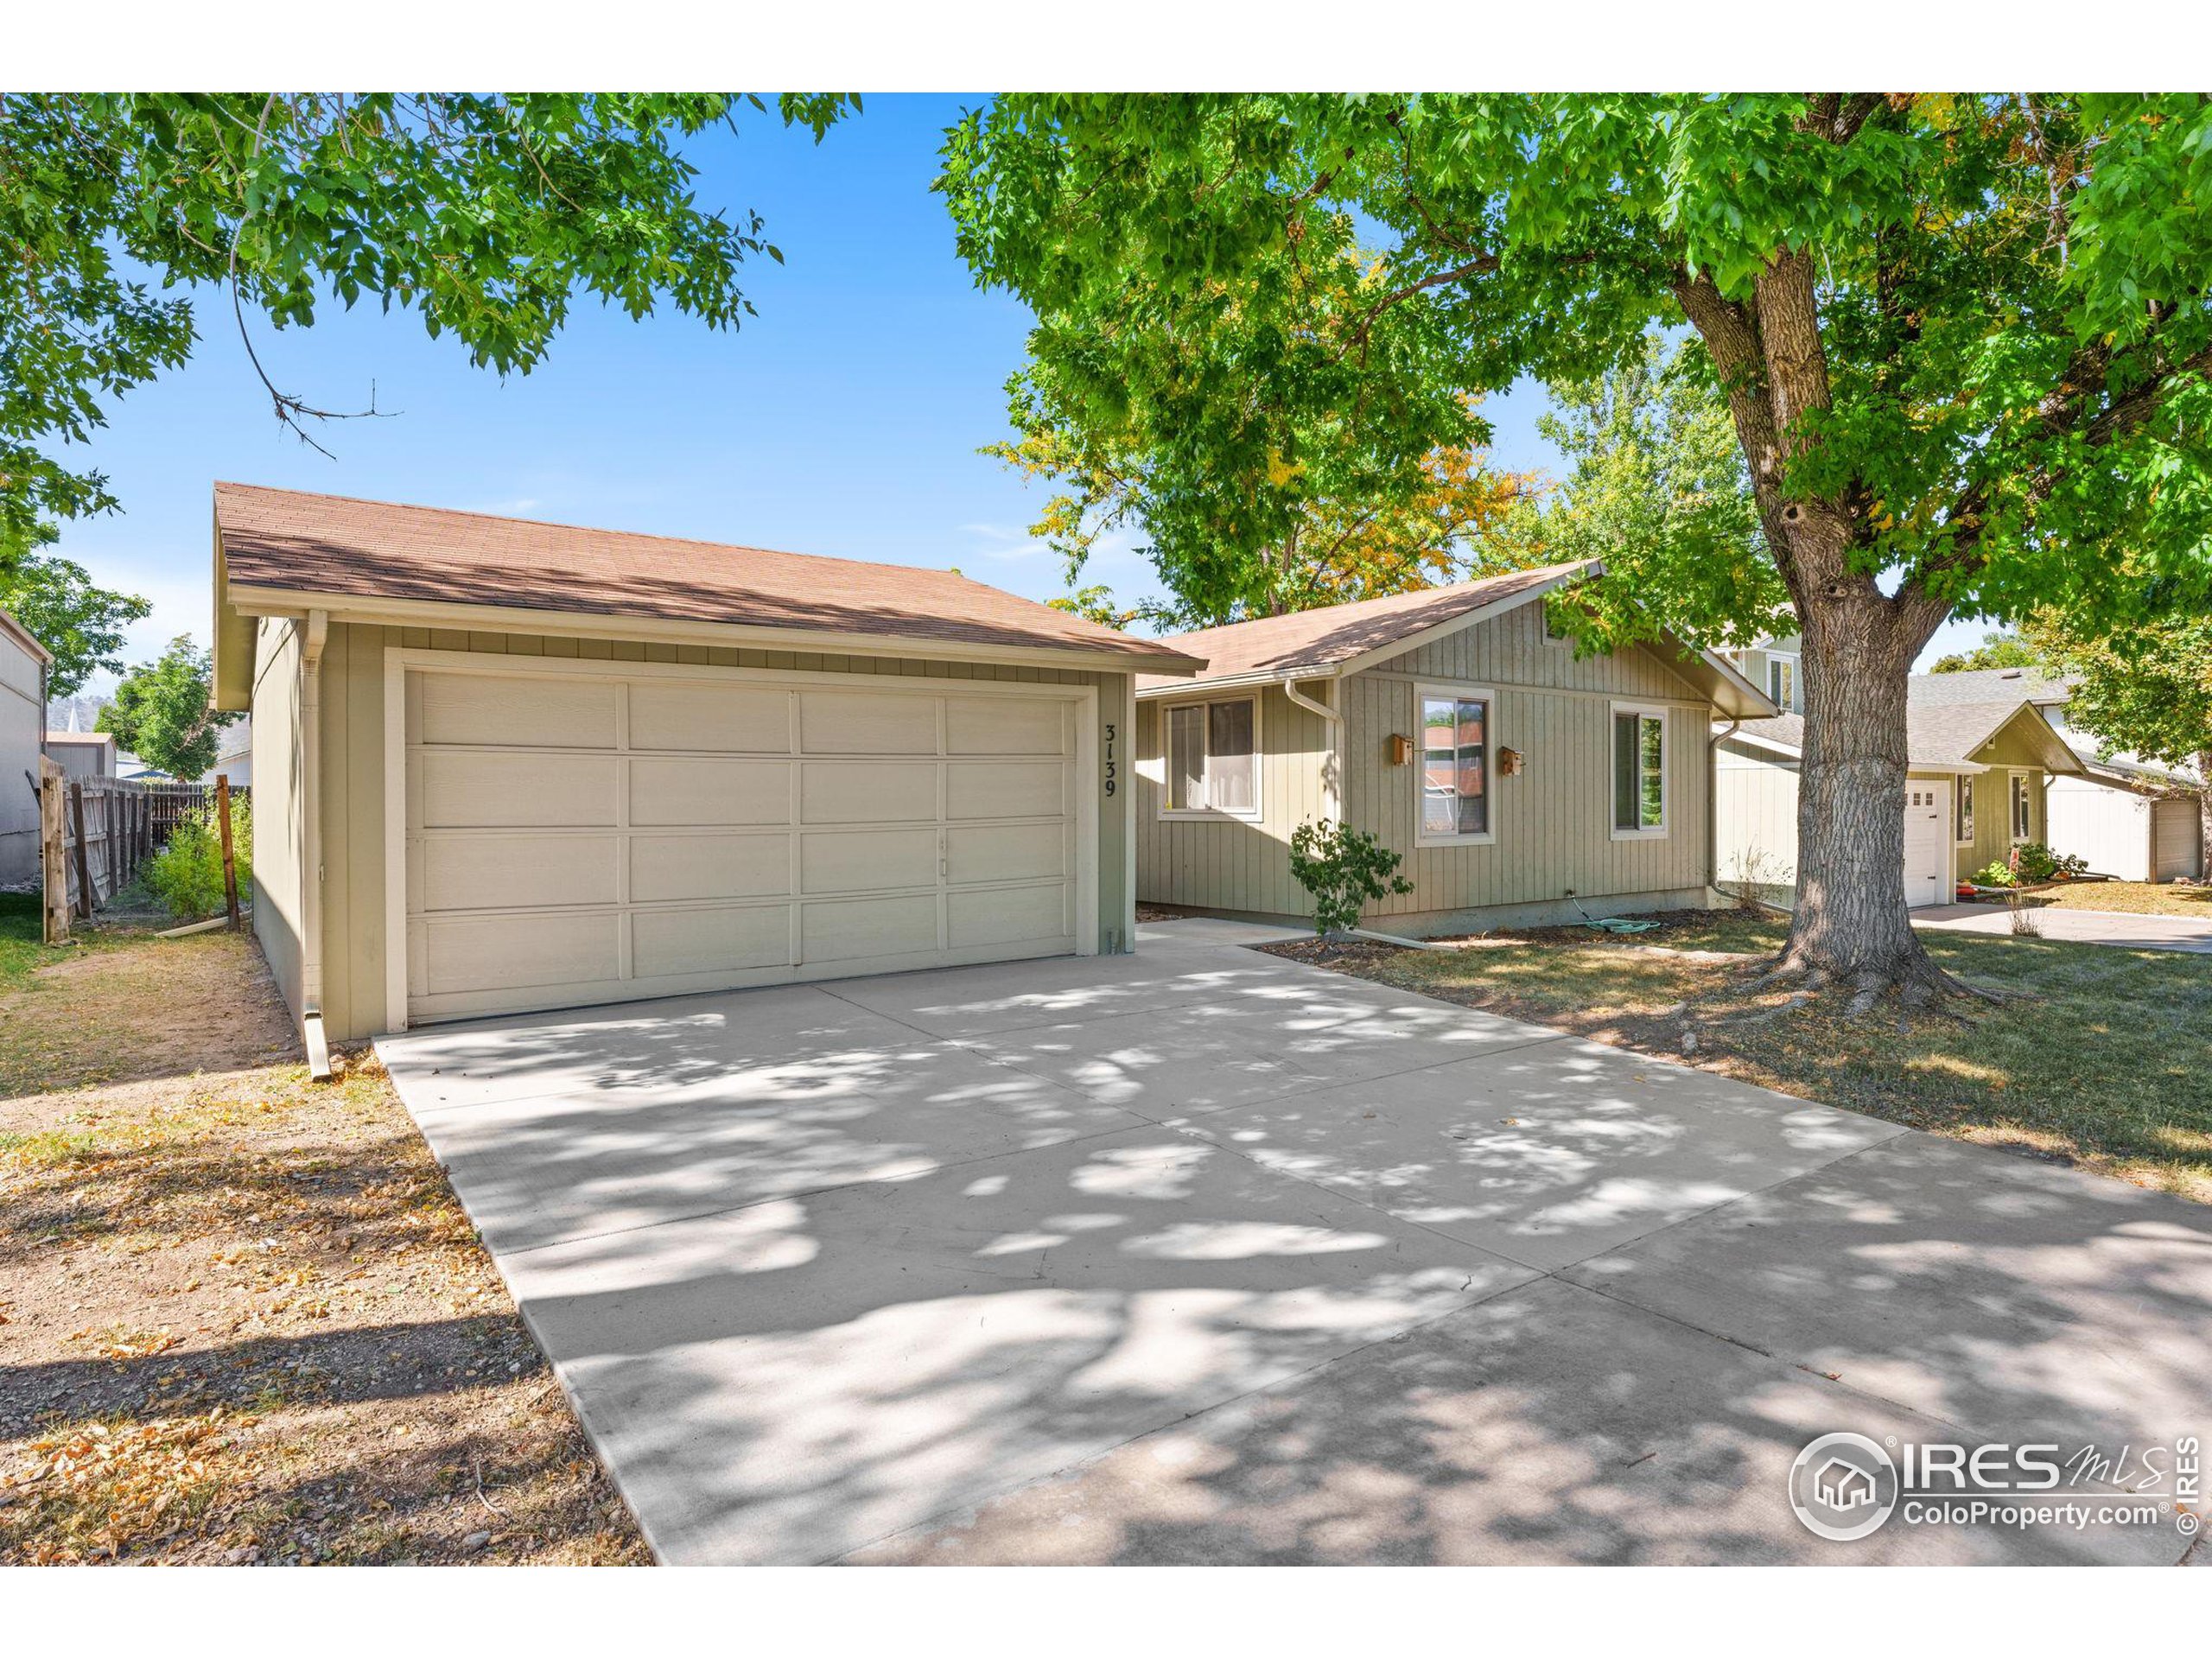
[[1421, 695, 1488, 837], [1614, 710, 1665, 831]]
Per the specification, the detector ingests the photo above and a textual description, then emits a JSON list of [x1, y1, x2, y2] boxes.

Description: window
[[1767, 654, 1797, 712], [1955, 776, 1975, 844], [2010, 772, 2032, 842], [1612, 704, 1667, 836], [1416, 686, 1494, 843], [1163, 696, 1257, 816]]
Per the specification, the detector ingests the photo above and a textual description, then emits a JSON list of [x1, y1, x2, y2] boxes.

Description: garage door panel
[[946, 822, 1065, 886], [419, 750, 620, 829], [418, 671, 619, 750], [948, 883, 1070, 950], [404, 667, 1085, 1024], [417, 912, 621, 996], [416, 834, 620, 913], [632, 906, 791, 978], [631, 833, 791, 903], [802, 827, 938, 894], [631, 758, 792, 826], [946, 697, 1064, 756], [629, 683, 791, 753], [802, 893, 940, 963], [800, 690, 938, 755], [801, 761, 937, 824], [948, 760, 1064, 820]]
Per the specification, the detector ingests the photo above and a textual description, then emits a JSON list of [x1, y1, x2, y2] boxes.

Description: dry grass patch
[[2031, 880, 2212, 919], [0, 899, 648, 1566], [1266, 910, 2212, 1203]]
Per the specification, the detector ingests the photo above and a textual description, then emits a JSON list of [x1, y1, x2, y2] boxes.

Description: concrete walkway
[[1913, 900, 2212, 953], [377, 918, 2212, 1566]]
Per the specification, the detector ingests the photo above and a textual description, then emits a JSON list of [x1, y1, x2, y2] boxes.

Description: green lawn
[[1277, 911, 2212, 1203]]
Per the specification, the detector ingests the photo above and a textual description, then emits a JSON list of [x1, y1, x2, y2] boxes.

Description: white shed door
[[1903, 785, 1948, 907], [2153, 797, 2204, 882], [402, 665, 1087, 1024]]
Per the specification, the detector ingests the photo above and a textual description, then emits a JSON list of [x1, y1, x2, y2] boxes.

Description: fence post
[[216, 775, 241, 931], [68, 781, 93, 919], [40, 760, 68, 944]]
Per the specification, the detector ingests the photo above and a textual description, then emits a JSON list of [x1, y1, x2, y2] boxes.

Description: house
[[204, 715, 252, 789], [1912, 666, 2202, 883], [1131, 563, 1777, 935], [45, 730, 116, 780], [209, 483, 1202, 1065], [1715, 650, 2085, 906], [0, 608, 54, 887]]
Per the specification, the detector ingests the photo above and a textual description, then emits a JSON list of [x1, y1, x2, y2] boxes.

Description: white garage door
[[1903, 784, 1948, 907], [2153, 797, 2204, 882], [397, 662, 1092, 1025]]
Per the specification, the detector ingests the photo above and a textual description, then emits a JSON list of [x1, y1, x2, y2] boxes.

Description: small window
[[1417, 688, 1493, 842], [1612, 705, 1667, 836], [2010, 772, 2032, 842], [1164, 696, 1257, 816], [1766, 655, 1798, 712], [1955, 777, 1975, 844]]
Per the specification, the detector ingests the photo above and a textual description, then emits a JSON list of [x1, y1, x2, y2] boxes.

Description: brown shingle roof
[[1135, 562, 1593, 692], [213, 483, 1200, 670]]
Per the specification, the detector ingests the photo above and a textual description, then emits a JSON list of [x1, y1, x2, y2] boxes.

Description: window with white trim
[[1611, 704, 1668, 836], [1416, 686, 1493, 842], [2010, 772, 2032, 841], [1955, 776, 1975, 844], [1767, 654, 1797, 712], [1163, 696, 1258, 816]]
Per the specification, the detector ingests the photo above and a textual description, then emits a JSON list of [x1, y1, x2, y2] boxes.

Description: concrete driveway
[[1913, 900, 2212, 953], [376, 919, 2211, 1566]]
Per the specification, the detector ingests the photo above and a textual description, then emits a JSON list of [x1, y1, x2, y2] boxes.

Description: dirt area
[[0, 897, 649, 1566], [1262, 907, 2212, 1204]]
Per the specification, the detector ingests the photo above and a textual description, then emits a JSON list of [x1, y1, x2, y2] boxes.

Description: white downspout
[[1280, 673, 1343, 820], [299, 610, 332, 1080]]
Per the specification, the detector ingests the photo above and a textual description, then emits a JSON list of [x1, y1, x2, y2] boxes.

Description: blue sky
[[50, 92, 1978, 689]]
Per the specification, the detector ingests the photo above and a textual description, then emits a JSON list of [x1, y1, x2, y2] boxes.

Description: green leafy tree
[[1288, 818, 1414, 941], [97, 637, 238, 779], [2026, 609, 2212, 861], [0, 528, 149, 697], [943, 94, 2212, 998], [1929, 631, 2041, 673], [1494, 333, 1788, 647], [0, 92, 855, 561]]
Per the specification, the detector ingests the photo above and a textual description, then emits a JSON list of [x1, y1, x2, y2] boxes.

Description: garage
[[2153, 796, 2204, 883], [1902, 780, 1949, 906], [397, 659, 1096, 1023]]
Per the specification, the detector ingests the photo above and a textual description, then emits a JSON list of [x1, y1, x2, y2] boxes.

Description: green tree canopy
[[97, 636, 238, 779], [1928, 631, 2041, 673], [0, 528, 149, 697], [0, 92, 855, 561], [2026, 610, 2212, 776], [941, 93, 2212, 989]]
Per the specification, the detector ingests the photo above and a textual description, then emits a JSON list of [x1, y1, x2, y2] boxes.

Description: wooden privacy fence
[[30, 763, 247, 943]]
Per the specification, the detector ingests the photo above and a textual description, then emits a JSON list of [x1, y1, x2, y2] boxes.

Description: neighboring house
[[1716, 656, 2086, 906], [205, 716, 252, 789], [0, 608, 54, 887], [45, 731, 116, 780], [210, 483, 1202, 1057], [1131, 562, 1777, 935], [1912, 665, 2202, 883]]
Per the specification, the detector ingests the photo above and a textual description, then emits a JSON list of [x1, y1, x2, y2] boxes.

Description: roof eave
[[221, 582, 1204, 678]]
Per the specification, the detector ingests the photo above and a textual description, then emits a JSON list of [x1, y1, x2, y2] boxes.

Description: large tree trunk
[[1782, 601, 1936, 994], [2197, 750, 2212, 880]]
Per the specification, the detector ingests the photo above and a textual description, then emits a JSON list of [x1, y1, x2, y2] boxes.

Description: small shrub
[[1971, 861, 2018, 888], [143, 797, 253, 919], [1288, 818, 1414, 940]]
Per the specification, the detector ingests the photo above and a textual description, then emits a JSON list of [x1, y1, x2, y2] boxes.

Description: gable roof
[[1135, 560, 1775, 717], [1732, 697, 2085, 775], [1909, 666, 2071, 708], [212, 484, 1204, 695]]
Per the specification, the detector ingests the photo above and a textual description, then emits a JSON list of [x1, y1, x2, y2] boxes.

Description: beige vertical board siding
[[249, 617, 306, 1015], [1716, 741, 1800, 891], [270, 621, 1130, 1041], [0, 626, 45, 885], [1133, 683, 1329, 917], [1957, 720, 2053, 878]]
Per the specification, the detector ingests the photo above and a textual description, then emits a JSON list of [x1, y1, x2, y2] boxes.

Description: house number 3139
[[1103, 722, 1117, 797]]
